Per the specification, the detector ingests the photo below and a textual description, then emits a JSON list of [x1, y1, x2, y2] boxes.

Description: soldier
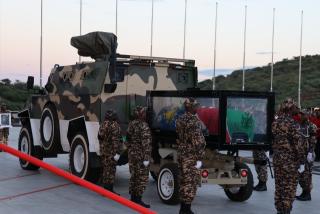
[[176, 98, 206, 214], [252, 149, 268, 191], [272, 98, 305, 214], [296, 110, 317, 201], [127, 106, 152, 208], [98, 110, 122, 194], [0, 104, 9, 151]]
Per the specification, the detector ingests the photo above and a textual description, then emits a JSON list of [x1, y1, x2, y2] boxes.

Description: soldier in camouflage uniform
[[176, 98, 206, 214], [127, 106, 152, 208], [296, 110, 318, 201], [272, 98, 305, 214], [0, 104, 9, 151], [98, 110, 122, 194], [252, 149, 268, 191]]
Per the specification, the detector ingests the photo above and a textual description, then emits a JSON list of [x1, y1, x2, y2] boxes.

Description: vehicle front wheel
[[69, 133, 100, 183], [224, 162, 253, 202], [157, 162, 180, 205], [18, 127, 43, 170]]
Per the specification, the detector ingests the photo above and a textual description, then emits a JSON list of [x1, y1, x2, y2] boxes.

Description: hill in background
[[0, 79, 37, 110], [198, 54, 320, 107]]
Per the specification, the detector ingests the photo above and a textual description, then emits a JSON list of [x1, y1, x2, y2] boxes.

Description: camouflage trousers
[[253, 150, 268, 182], [298, 162, 313, 192], [179, 157, 200, 204], [0, 129, 9, 145], [101, 155, 117, 185], [129, 160, 149, 197], [273, 157, 298, 212]]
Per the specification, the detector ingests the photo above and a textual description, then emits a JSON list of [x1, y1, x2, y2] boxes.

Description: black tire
[[157, 162, 180, 205], [40, 104, 61, 153], [224, 162, 253, 202], [69, 133, 100, 183], [150, 171, 158, 181], [117, 150, 128, 166], [18, 127, 43, 170]]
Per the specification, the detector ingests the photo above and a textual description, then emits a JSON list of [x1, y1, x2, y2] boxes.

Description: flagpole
[[150, 0, 154, 57], [242, 5, 247, 91], [40, 0, 43, 88], [183, 0, 187, 59], [212, 2, 218, 90], [79, 0, 82, 63], [270, 8, 275, 92], [115, 0, 118, 36], [298, 10, 303, 109]]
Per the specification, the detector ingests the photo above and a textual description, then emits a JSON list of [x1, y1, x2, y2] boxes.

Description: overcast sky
[[1, 0, 320, 83]]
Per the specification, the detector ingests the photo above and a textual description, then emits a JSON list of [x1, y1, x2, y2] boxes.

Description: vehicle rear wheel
[[18, 127, 43, 170], [224, 162, 253, 202], [157, 162, 180, 205], [69, 133, 100, 183], [40, 104, 61, 153]]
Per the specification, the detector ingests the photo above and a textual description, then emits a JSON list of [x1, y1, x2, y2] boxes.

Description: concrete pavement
[[0, 128, 319, 214]]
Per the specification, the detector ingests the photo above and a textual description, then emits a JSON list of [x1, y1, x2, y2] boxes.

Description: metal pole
[[242, 5, 247, 91], [270, 8, 275, 92], [150, 0, 154, 57], [298, 10, 303, 109], [79, 0, 82, 63], [183, 0, 187, 59], [116, 0, 118, 36], [40, 0, 43, 88], [212, 2, 218, 90]]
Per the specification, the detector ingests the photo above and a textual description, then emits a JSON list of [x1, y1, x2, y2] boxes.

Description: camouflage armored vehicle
[[18, 31, 274, 204], [18, 32, 197, 182]]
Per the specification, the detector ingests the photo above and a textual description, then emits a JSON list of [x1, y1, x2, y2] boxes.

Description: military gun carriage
[[147, 90, 275, 204]]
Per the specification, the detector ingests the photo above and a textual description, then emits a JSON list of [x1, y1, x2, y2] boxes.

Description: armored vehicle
[[18, 32, 197, 182], [18, 31, 274, 204]]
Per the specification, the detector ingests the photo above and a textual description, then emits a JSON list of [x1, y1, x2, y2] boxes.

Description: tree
[[1, 78, 11, 85]]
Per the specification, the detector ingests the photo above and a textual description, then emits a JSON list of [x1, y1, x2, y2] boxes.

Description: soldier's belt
[[272, 144, 291, 150]]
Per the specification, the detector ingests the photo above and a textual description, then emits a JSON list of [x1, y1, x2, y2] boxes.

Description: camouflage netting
[[71, 31, 117, 60]]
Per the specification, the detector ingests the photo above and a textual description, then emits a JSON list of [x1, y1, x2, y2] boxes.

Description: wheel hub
[[21, 136, 29, 154], [74, 144, 85, 173], [160, 170, 174, 198], [43, 116, 53, 142]]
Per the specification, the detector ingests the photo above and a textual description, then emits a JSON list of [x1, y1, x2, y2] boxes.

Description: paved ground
[[0, 128, 319, 214]]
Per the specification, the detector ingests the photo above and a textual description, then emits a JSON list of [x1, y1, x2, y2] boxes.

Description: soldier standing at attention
[[127, 106, 151, 208], [0, 104, 9, 151], [176, 98, 206, 214], [272, 98, 305, 214], [98, 110, 122, 194], [252, 149, 268, 191], [296, 110, 317, 201]]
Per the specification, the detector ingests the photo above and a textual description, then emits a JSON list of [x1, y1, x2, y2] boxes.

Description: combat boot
[[253, 181, 267, 191], [282, 208, 291, 214], [179, 202, 194, 214], [296, 190, 311, 201], [104, 184, 120, 196], [131, 195, 150, 208]]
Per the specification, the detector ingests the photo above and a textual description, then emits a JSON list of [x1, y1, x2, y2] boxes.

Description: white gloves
[[195, 161, 202, 169], [143, 160, 150, 167], [298, 164, 305, 173], [113, 154, 120, 161], [307, 152, 314, 163]]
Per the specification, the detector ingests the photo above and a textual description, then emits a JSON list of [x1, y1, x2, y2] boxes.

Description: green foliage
[[0, 81, 35, 110], [198, 54, 320, 108]]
